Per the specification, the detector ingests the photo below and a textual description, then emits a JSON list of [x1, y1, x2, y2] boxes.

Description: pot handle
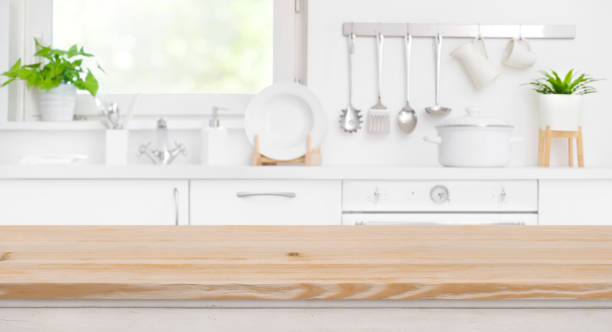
[[510, 137, 524, 143], [423, 136, 442, 144]]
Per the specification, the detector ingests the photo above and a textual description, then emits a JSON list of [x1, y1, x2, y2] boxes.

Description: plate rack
[[342, 23, 576, 39], [251, 134, 322, 166]]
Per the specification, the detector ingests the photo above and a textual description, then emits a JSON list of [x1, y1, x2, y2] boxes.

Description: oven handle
[[355, 221, 526, 226]]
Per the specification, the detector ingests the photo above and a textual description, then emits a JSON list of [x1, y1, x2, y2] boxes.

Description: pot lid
[[436, 108, 513, 128]]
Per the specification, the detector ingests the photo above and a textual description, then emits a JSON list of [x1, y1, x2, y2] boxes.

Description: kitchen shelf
[[0, 119, 245, 131], [0, 121, 105, 131], [0, 165, 611, 181]]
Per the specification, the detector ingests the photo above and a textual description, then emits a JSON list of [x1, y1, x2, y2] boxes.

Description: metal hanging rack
[[342, 23, 576, 39]]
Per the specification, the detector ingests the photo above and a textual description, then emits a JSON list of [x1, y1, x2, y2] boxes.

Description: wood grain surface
[[1, 226, 612, 300]]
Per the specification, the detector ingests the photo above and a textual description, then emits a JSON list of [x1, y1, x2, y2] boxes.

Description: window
[[0, 0, 8, 121], [53, 0, 274, 94], [10, 0, 306, 119]]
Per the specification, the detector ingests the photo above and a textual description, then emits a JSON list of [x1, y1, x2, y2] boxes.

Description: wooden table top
[[1, 226, 612, 300]]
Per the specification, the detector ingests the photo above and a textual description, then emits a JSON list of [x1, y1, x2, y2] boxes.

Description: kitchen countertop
[[2, 226, 612, 300], [2, 165, 612, 180]]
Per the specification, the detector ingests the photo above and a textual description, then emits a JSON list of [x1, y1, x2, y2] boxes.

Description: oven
[[342, 180, 538, 225]]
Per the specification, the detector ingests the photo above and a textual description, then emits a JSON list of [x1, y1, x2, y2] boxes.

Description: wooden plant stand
[[538, 125, 584, 167], [251, 134, 321, 166]]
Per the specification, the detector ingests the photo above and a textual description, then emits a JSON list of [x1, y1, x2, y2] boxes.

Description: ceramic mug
[[451, 38, 501, 90], [502, 38, 536, 69]]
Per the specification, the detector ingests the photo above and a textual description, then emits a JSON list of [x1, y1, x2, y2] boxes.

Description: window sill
[[0, 119, 245, 131]]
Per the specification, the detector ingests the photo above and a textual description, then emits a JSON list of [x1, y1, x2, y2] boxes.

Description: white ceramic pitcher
[[451, 38, 501, 90]]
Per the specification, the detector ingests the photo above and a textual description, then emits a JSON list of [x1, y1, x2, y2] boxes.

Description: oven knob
[[499, 187, 507, 203], [430, 185, 450, 204], [368, 187, 383, 204]]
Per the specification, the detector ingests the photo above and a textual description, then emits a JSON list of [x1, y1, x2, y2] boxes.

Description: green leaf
[[9, 58, 22, 71], [82, 70, 99, 96], [1, 77, 16, 87], [562, 69, 574, 86], [66, 45, 77, 57]]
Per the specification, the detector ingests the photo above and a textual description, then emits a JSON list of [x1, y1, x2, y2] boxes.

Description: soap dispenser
[[200, 106, 229, 165]]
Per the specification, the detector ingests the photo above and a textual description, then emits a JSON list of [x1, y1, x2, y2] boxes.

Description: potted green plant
[[1, 39, 100, 121], [527, 69, 599, 131]]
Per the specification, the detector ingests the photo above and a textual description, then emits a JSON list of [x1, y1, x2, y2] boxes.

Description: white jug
[[451, 38, 501, 90]]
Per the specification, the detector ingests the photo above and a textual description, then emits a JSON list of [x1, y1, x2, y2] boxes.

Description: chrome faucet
[[138, 118, 186, 165]]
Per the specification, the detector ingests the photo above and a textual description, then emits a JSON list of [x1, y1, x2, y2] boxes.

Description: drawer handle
[[236, 192, 296, 199], [356, 221, 443, 226], [173, 187, 180, 226]]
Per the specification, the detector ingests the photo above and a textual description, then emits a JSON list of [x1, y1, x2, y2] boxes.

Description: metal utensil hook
[[348, 32, 356, 54], [518, 24, 524, 40], [434, 32, 442, 59], [405, 23, 412, 51], [375, 26, 384, 51], [474, 23, 490, 58]]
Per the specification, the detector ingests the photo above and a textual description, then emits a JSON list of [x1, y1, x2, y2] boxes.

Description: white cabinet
[[539, 180, 612, 225], [0, 180, 188, 225], [190, 180, 341, 225]]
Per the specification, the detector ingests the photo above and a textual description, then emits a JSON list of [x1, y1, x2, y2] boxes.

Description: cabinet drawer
[[343, 180, 538, 212], [0, 180, 188, 225], [539, 180, 612, 225], [190, 180, 341, 225]]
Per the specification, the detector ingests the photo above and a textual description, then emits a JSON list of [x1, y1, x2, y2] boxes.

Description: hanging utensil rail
[[342, 23, 575, 39]]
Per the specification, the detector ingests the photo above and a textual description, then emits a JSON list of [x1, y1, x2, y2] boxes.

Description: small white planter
[[38, 84, 77, 121], [538, 94, 583, 131]]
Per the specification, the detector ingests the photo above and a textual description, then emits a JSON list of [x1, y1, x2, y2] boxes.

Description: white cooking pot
[[424, 109, 521, 167]]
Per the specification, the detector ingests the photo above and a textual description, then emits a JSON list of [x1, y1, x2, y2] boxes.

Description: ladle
[[425, 34, 452, 117]]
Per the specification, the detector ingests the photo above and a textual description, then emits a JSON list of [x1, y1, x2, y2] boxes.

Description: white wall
[[0, 0, 610, 166], [308, 0, 612, 166]]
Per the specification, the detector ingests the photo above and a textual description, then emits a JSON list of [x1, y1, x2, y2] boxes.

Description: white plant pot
[[38, 84, 77, 121], [538, 94, 583, 130]]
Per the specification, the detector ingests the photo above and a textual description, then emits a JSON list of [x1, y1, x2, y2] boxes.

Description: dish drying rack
[[342, 23, 576, 39]]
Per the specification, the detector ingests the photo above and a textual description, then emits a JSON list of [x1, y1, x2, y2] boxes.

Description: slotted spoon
[[339, 33, 362, 133]]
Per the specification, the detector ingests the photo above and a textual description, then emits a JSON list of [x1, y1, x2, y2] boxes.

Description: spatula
[[367, 33, 389, 134]]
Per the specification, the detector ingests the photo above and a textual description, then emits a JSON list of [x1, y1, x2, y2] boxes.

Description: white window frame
[[0, 0, 9, 122], [9, 0, 307, 121]]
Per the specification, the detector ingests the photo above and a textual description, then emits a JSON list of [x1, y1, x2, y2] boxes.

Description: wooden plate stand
[[538, 125, 584, 167], [251, 134, 322, 166]]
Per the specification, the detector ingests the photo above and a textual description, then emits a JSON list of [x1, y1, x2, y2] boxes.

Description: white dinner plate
[[244, 83, 327, 161]]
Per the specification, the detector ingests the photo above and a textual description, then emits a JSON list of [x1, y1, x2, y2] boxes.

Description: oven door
[[342, 213, 538, 225]]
